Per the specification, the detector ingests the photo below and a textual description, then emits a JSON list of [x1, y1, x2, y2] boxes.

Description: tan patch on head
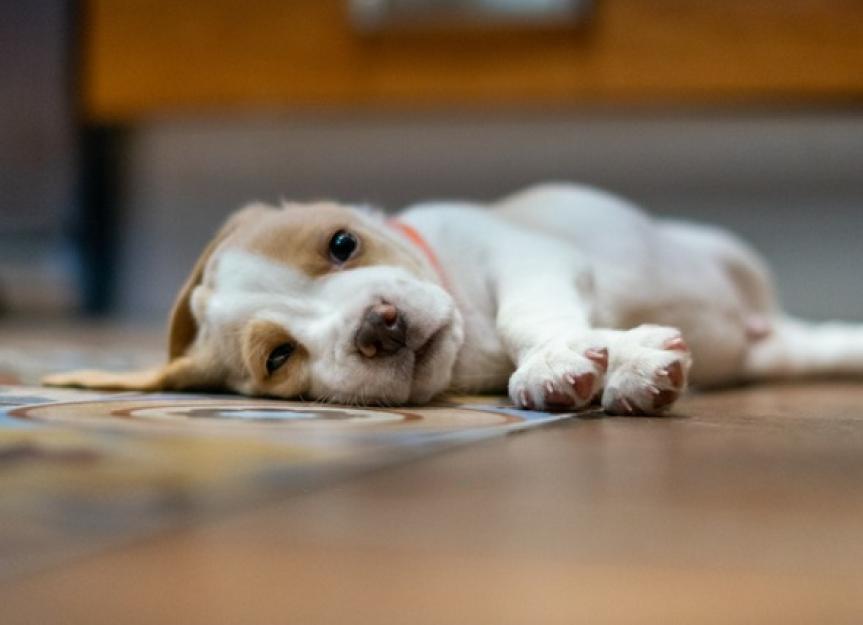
[[241, 318, 310, 398], [168, 203, 273, 359], [232, 202, 431, 280]]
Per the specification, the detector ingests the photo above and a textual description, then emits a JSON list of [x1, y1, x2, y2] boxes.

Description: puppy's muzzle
[[355, 303, 407, 358]]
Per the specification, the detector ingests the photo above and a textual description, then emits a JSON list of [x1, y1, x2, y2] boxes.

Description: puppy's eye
[[329, 230, 358, 263], [266, 343, 295, 374]]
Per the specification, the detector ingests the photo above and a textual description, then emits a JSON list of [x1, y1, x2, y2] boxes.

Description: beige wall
[[116, 112, 863, 322]]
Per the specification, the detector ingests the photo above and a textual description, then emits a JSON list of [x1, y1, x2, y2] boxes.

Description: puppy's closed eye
[[266, 342, 295, 374]]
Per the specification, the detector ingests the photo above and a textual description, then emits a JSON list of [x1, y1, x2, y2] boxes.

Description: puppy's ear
[[42, 356, 208, 392], [168, 203, 272, 359], [43, 204, 273, 393]]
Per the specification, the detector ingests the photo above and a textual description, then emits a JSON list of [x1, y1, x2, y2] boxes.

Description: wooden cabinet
[[84, 0, 863, 120]]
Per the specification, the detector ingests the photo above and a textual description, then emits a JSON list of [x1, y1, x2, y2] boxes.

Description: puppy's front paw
[[602, 326, 691, 415], [509, 345, 608, 411]]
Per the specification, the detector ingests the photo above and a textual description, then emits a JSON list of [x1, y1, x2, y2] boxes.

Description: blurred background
[[2, 0, 862, 327]]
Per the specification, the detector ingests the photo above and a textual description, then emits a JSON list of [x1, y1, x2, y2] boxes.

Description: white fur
[[388, 183, 863, 411], [188, 182, 863, 413], [198, 249, 463, 405]]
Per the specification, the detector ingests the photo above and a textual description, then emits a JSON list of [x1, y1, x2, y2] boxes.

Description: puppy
[[45, 183, 863, 414]]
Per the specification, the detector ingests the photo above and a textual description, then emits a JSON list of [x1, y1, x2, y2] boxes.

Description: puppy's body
[[47, 183, 863, 414], [408, 185, 767, 388]]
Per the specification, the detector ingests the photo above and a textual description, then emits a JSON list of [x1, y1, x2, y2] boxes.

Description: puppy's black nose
[[355, 304, 407, 358]]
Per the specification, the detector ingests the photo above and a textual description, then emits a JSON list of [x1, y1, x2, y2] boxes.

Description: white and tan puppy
[[46, 183, 863, 414]]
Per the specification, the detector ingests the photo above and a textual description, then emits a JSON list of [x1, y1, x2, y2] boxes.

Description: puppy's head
[[45, 202, 464, 405]]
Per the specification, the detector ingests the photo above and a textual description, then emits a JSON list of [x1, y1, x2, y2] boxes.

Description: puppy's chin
[[287, 264, 465, 406], [407, 310, 464, 403], [332, 312, 462, 406], [305, 293, 464, 406], [375, 287, 464, 405]]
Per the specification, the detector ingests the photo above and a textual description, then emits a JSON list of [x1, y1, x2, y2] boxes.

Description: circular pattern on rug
[[11, 396, 521, 433]]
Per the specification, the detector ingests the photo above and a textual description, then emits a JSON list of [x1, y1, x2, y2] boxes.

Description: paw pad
[[545, 392, 574, 408], [608, 396, 640, 416], [584, 348, 609, 372], [565, 372, 595, 400], [663, 337, 689, 352], [650, 387, 679, 410], [659, 361, 685, 388]]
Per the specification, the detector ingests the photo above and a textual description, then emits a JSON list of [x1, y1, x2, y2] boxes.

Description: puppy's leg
[[490, 222, 698, 413], [497, 270, 694, 414], [495, 261, 609, 411]]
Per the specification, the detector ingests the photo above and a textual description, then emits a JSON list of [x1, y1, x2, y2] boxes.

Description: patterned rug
[[0, 328, 577, 579]]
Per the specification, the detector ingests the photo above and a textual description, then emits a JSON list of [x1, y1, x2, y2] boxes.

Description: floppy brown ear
[[42, 356, 208, 392], [168, 203, 273, 359], [42, 203, 273, 393]]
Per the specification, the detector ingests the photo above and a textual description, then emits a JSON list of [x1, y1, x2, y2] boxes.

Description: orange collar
[[388, 219, 448, 288]]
